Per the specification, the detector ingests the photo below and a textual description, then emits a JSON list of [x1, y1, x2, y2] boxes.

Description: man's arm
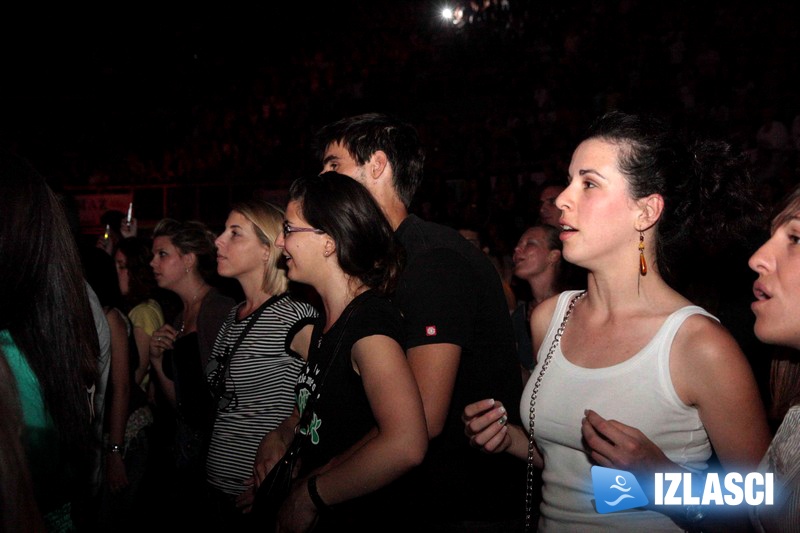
[[407, 343, 460, 438]]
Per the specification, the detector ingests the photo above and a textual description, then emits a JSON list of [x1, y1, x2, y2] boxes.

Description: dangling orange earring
[[638, 231, 648, 276]]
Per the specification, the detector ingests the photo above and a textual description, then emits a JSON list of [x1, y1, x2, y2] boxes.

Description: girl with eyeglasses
[[252, 172, 427, 532]]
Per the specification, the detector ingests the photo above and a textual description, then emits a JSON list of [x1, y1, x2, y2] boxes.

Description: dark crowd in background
[[3, 1, 799, 238], [3, 2, 800, 531], [2, 0, 799, 358]]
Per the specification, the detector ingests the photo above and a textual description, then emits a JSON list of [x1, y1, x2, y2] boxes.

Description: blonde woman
[[205, 200, 317, 529]]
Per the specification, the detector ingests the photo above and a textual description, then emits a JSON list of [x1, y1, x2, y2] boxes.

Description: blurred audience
[[458, 225, 517, 312], [535, 180, 566, 228], [87, 240, 153, 532], [510, 224, 573, 382], [115, 237, 166, 388]]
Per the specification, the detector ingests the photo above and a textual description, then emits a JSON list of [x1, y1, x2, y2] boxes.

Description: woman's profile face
[[556, 138, 641, 270], [215, 211, 269, 280], [150, 236, 186, 290], [513, 227, 555, 280], [275, 200, 326, 286], [749, 211, 800, 349]]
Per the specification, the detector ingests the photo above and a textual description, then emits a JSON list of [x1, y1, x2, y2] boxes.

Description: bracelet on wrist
[[307, 475, 330, 512]]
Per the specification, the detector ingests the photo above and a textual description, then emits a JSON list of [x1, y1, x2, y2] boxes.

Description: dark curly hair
[[586, 110, 767, 289]]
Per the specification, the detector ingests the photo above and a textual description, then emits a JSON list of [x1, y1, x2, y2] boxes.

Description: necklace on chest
[[179, 287, 206, 338], [524, 290, 585, 532], [178, 312, 194, 339]]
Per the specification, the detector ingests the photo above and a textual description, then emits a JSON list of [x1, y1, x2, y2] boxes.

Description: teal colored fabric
[[1, 329, 77, 532]]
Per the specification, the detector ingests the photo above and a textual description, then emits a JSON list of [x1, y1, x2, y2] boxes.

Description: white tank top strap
[[655, 305, 719, 406], [654, 305, 718, 355]]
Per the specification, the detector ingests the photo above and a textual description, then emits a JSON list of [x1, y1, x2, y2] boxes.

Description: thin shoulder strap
[[207, 300, 271, 397], [657, 305, 718, 348], [298, 292, 368, 428], [227, 300, 272, 359]]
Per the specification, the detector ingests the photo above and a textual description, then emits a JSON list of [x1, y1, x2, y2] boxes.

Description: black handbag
[[250, 294, 365, 530], [250, 426, 307, 530]]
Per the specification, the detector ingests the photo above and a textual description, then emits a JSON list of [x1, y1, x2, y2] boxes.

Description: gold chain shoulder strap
[[525, 290, 586, 532]]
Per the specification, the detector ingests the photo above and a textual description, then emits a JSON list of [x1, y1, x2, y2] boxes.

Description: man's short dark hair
[[314, 113, 425, 208]]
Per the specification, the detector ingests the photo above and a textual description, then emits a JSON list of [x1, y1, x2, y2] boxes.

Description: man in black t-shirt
[[314, 113, 526, 531]]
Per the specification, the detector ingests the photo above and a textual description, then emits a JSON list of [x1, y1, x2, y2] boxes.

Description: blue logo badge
[[591, 466, 649, 514]]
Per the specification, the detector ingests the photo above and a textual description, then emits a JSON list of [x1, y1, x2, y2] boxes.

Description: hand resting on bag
[[254, 408, 302, 487]]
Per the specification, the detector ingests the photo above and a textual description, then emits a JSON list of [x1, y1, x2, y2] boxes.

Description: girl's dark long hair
[[0, 152, 98, 466], [288, 172, 402, 294], [116, 237, 158, 311]]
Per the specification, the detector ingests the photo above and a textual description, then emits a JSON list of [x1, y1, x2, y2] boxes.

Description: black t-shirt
[[393, 214, 526, 524], [293, 290, 404, 531], [166, 332, 214, 434], [296, 290, 403, 476]]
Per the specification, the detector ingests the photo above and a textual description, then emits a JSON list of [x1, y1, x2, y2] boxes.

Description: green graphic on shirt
[[297, 388, 310, 414], [308, 415, 322, 445], [296, 387, 322, 444]]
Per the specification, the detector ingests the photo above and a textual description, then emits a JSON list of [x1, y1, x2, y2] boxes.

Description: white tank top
[[521, 290, 716, 532]]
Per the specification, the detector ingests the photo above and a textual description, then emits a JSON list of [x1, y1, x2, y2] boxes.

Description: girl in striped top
[[205, 200, 317, 530]]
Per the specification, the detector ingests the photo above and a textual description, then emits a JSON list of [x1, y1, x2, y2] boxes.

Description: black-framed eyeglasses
[[283, 221, 325, 238]]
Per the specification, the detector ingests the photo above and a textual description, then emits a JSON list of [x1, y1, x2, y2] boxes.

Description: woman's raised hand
[[462, 398, 511, 454]]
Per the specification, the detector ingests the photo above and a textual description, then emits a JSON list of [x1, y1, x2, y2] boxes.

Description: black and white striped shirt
[[205, 292, 317, 496]]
